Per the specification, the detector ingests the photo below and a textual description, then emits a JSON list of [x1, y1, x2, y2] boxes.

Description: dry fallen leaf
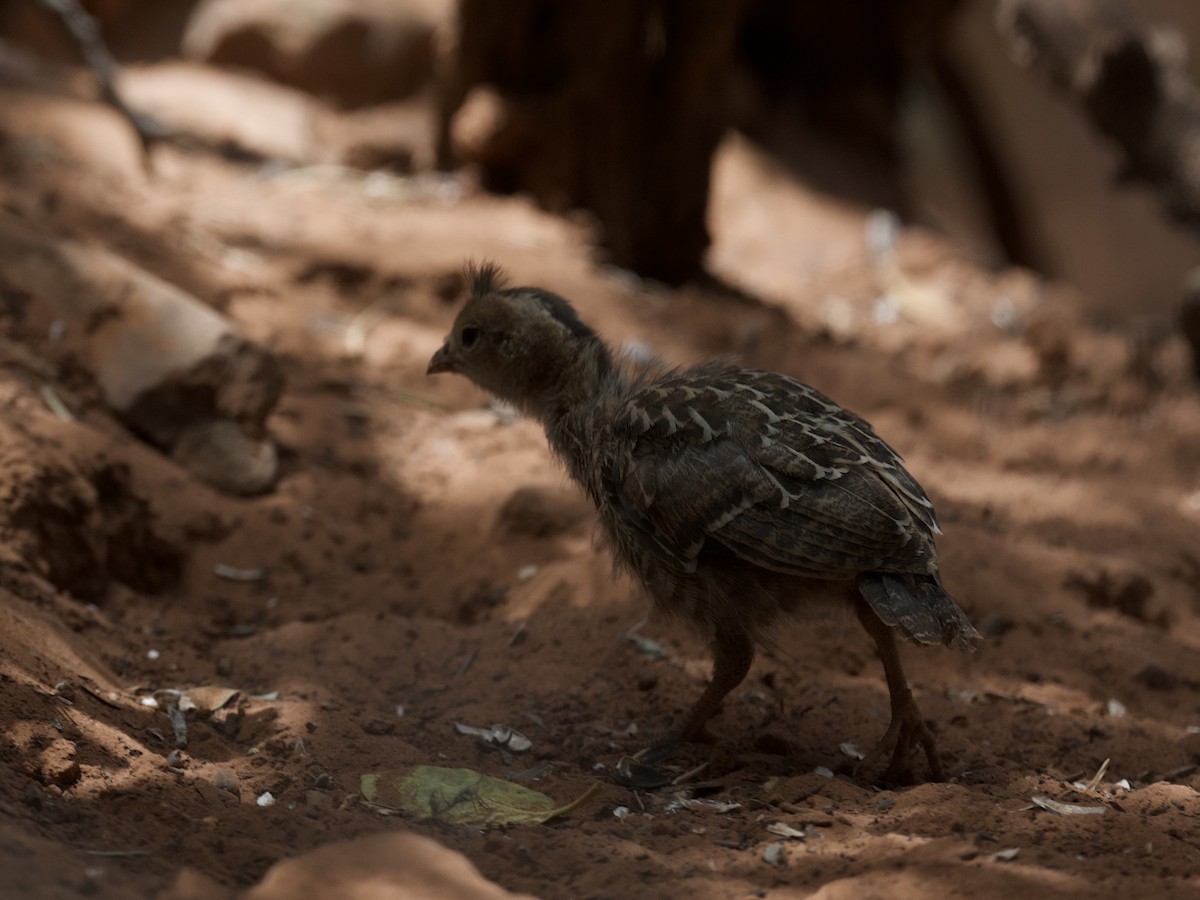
[[360, 766, 598, 826], [182, 686, 240, 714], [1030, 795, 1106, 816]]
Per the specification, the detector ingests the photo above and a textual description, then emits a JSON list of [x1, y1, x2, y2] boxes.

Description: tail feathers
[[858, 573, 981, 650]]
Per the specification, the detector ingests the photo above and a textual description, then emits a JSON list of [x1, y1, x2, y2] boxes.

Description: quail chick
[[428, 263, 979, 782]]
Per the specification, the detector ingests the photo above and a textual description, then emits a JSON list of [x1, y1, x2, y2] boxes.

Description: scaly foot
[[856, 689, 943, 784]]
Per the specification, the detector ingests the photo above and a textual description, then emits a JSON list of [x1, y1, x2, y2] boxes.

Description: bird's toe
[[857, 697, 944, 785]]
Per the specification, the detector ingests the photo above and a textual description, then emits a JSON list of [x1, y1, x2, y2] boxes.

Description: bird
[[428, 262, 979, 782]]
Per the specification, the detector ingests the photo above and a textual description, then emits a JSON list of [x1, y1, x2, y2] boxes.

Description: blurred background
[[5, 0, 1200, 331]]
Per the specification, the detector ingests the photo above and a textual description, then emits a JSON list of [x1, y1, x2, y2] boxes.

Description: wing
[[608, 368, 939, 579]]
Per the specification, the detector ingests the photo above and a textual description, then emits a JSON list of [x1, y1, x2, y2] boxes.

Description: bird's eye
[[460, 325, 480, 349]]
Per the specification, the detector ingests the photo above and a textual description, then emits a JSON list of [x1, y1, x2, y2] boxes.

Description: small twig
[[35, 688, 74, 706], [39, 385, 76, 423], [507, 621, 527, 647], [1085, 757, 1110, 792], [213, 563, 266, 583], [453, 649, 477, 679], [671, 760, 709, 786]]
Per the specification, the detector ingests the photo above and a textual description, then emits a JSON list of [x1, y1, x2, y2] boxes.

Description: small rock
[[172, 419, 279, 496], [762, 842, 788, 866], [360, 717, 396, 736], [213, 768, 241, 796]]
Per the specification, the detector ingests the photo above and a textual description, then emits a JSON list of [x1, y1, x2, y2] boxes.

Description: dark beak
[[427, 344, 458, 375]]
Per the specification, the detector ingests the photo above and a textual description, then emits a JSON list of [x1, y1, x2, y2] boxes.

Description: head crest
[[465, 260, 507, 297]]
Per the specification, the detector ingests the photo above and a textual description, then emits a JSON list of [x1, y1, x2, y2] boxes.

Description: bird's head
[[427, 262, 612, 416]]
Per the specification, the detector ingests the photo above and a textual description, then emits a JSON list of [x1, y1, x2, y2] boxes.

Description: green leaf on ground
[[360, 765, 599, 825]]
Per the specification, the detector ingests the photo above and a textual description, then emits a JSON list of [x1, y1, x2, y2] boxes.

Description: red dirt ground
[[1, 62, 1199, 899]]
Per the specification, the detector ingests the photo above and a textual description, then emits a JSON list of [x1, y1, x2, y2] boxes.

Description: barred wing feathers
[[608, 368, 940, 581]]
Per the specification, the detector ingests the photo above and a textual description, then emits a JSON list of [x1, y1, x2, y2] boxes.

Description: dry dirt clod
[[37, 738, 81, 788]]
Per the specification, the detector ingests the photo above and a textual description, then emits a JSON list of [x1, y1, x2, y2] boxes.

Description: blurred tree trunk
[[439, 0, 748, 284]]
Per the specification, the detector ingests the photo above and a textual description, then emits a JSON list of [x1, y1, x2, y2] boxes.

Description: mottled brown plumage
[[429, 263, 980, 782]]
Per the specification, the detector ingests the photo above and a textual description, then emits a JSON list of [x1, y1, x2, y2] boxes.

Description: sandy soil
[[0, 62, 1199, 900]]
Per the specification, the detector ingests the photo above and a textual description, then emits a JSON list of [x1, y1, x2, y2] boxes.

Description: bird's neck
[[533, 339, 621, 481], [521, 338, 612, 421]]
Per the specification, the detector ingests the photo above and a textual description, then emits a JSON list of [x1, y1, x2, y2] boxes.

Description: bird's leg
[[638, 629, 754, 767], [854, 602, 945, 783], [678, 629, 755, 742]]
